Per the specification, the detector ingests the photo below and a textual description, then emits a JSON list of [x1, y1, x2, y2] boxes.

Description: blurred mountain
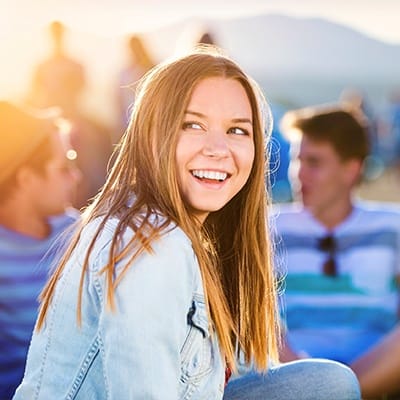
[[145, 13, 400, 107], [215, 14, 400, 78], [149, 13, 400, 78]]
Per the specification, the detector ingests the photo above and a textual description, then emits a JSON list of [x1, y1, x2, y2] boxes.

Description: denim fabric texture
[[224, 359, 361, 400], [13, 217, 225, 399]]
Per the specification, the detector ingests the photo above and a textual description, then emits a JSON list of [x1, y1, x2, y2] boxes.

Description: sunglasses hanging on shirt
[[317, 234, 338, 277]]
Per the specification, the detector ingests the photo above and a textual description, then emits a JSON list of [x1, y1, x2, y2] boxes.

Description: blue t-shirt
[[0, 209, 79, 399]]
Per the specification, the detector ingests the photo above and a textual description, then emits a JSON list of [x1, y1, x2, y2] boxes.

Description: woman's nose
[[202, 130, 229, 158]]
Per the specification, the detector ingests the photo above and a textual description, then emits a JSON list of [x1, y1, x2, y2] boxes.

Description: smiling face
[[175, 77, 255, 223]]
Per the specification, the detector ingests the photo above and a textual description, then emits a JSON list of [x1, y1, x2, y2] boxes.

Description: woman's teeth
[[191, 170, 228, 181]]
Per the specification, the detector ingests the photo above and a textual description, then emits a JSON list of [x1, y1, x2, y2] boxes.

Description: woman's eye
[[182, 121, 202, 130], [228, 127, 248, 136]]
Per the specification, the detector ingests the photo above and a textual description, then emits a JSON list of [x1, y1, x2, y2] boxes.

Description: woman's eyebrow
[[231, 117, 252, 125], [184, 110, 205, 118], [185, 110, 252, 125]]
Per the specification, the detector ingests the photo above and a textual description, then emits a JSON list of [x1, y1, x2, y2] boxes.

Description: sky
[[1, 0, 400, 44]]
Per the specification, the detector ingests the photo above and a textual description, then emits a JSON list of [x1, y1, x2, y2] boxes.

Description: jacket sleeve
[[94, 227, 197, 399]]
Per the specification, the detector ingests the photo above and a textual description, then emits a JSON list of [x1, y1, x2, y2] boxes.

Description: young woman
[[14, 47, 360, 399]]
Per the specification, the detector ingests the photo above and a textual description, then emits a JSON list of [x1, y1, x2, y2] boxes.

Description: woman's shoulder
[[85, 216, 200, 289], [79, 214, 193, 258]]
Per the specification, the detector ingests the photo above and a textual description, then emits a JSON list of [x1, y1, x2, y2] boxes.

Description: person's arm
[[279, 336, 310, 363], [351, 242, 400, 399], [95, 227, 197, 399], [279, 336, 301, 362], [278, 314, 308, 362], [351, 324, 400, 399]]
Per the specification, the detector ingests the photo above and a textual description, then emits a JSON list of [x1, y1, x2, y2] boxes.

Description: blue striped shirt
[[0, 210, 78, 399], [273, 201, 400, 364]]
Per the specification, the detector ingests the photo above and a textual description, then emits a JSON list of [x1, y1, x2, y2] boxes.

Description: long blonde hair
[[38, 46, 280, 371]]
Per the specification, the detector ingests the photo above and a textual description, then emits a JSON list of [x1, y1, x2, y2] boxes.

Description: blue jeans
[[224, 359, 361, 400]]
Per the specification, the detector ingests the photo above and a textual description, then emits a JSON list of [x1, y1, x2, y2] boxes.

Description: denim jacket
[[14, 217, 225, 399]]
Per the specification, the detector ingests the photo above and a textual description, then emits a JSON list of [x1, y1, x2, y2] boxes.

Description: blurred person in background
[[275, 104, 400, 399], [383, 89, 400, 170], [115, 33, 156, 141], [28, 20, 113, 209], [28, 20, 85, 116], [197, 30, 217, 45], [0, 101, 80, 399]]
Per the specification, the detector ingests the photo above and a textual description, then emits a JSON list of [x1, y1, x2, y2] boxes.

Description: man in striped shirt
[[0, 101, 80, 399], [275, 104, 400, 399]]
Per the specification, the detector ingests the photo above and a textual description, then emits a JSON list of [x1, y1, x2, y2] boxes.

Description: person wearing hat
[[0, 100, 81, 399]]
